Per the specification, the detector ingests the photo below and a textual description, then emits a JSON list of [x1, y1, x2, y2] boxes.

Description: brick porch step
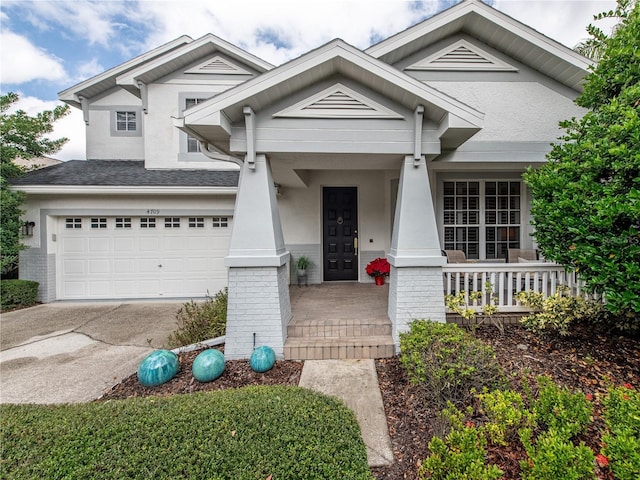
[[283, 336, 395, 360], [287, 318, 392, 338]]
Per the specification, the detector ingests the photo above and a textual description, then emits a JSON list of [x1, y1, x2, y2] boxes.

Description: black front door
[[323, 187, 358, 281]]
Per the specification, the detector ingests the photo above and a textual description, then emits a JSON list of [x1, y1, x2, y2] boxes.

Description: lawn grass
[[1, 386, 373, 480]]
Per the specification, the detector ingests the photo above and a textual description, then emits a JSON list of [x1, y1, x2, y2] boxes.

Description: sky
[[0, 0, 619, 161]]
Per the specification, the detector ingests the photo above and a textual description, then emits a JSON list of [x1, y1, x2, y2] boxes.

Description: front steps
[[283, 317, 395, 360]]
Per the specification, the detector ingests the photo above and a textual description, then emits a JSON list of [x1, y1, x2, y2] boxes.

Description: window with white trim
[[443, 180, 521, 260], [115, 111, 136, 132], [212, 216, 229, 228], [188, 217, 205, 228], [115, 217, 132, 229], [185, 98, 207, 152], [164, 217, 180, 228], [91, 218, 107, 229], [65, 218, 82, 229], [140, 218, 156, 229]]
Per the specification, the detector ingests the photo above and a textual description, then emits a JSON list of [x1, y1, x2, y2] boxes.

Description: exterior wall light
[[21, 221, 35, 236]]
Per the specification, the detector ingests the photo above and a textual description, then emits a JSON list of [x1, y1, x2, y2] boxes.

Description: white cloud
[[75, 58, 105, 81], [9, 94, 86, 161], [0, 31, 67, 84]]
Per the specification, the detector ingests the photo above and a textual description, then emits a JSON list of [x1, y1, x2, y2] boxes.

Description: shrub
[[517, 288, 604, 336], [167, 289, 227, 348], [478, 389, 535, 446], [421, 403, 503, 480], [602, 384, 640, 480], [533, 376, 592, 438], [399, 320, 507, 408], [519, 427, 595, 480], [0, 279, 38, 309], [0, 386, 373, 480]]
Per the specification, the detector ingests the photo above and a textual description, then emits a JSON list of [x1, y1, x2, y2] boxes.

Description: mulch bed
[[99, 324, 639, 480]]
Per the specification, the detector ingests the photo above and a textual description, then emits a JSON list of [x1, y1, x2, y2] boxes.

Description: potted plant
[[296, 255, 311, 281], [366, 257, 390, 285]]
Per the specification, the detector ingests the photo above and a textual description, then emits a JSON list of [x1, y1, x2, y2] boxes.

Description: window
[[140, 218, 156, 229], [115, 111, 136, 132], [212, 216, 229, 228], [164, 217, 180, 228], [188, 217, 204, 228], [65, 218, 82, 229], [443, 180, 521, 260], [185, 98, 207, 152], [115, 217, 132, 229], [91, 218, 107, 229]]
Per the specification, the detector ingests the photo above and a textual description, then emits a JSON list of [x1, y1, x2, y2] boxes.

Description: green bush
[[421, 403, 503, 480], [0, 279, 38, 309], [519, 428, 595, 480], [478, 389, 535, 446], [602, 384, 640, 480], [0, 386, 373, 480], [400, 320, 507, 408], [167, 288, 227, 348], [533, 376, 592, 438], [517, 289, 604, 336]]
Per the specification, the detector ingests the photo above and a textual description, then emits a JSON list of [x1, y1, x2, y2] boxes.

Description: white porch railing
[[442, 262, 590, 312]]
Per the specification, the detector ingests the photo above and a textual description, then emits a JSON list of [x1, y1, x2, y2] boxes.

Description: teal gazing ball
[[137, 349, 179, 387], [192, 349, 225, 382], [250, 345, 276, 373]]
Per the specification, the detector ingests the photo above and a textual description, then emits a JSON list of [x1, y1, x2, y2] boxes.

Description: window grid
[[485, 181, 521, 260], [164, 217, 180, 228], [212, 216, 229, 228], [115, 111, 136, 131], [189, 217, 205, 228], [443, 181, 480, 259], [90, 218, 107, 229], [140, 218, 156, 229], [65, 218, 82, 229], [115, 217, 132, 229], [185, 98, 207, 152]]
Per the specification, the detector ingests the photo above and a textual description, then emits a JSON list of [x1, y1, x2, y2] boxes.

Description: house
[[13, 0, 590, 359]]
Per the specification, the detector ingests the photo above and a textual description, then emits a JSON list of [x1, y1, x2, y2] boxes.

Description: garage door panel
[[58, 216, 231, 300]]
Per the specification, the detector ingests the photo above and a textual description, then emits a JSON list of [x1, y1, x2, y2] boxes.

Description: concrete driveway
[[0, 301, 182, 404]]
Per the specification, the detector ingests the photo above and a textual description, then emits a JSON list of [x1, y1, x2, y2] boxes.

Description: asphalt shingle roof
[[10, 160, 239, 187]]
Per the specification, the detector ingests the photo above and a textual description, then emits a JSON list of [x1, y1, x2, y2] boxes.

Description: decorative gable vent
[[185, 55, 251, 75], [274, 83, 403, 119], [406, 39, 518, 72]]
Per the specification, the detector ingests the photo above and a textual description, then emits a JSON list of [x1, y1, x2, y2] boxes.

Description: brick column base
[[224, 264, 291, 359], [388, 265, 446, 349]]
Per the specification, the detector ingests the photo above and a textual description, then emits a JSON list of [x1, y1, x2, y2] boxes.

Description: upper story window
[[185, 98, 207, 152], [110, 107, 142, 137], [116, 111, 136, 131]]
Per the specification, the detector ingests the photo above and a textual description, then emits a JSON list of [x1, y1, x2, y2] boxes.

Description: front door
[[323, 187, 358, 281]]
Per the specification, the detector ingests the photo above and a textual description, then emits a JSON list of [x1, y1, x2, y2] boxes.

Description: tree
[[573, 0, 635, 60], [0, 92, 69, 273], [524, 0, 640, 327]]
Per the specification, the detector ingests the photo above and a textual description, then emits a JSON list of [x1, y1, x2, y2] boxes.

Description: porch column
[[224, 154, 291, 359], [388, 155, 446, 348]]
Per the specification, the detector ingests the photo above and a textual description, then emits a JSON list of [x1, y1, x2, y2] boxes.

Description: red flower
[[586, 393, 593, 401], [623, 383, 634, 390], [596, 454, 609, 468], [366, 257, 390, 278], [465, 421, 475, 428]]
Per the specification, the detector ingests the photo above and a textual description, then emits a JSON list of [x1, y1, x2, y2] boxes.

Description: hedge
[[0, 279, 38, 310]]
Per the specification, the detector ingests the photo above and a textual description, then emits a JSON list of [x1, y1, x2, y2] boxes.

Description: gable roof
[[58, 36, 192, 108], [116, 34, 274, 97], [177, 39, 484, 152], [366, 0, 591, 91], [10, 160, 239, 189]]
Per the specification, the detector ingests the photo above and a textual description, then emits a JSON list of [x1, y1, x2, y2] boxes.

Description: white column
[[224, 154, 291, 359], [388, 155, 446, 348]]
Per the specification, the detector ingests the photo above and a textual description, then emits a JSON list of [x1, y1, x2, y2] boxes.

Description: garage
[[57, 215, 232, 300]]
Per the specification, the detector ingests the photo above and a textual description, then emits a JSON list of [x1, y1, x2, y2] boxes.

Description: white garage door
[[57, 216, 232, 300]]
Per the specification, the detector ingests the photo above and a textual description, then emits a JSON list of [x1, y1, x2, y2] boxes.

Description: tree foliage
[[0, 92, 69, 273], [524, 0, 640, 322]]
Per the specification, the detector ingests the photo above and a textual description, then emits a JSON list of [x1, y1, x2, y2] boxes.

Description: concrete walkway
[[0, 302, 180, 404], [299, 359, 394, 467]]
